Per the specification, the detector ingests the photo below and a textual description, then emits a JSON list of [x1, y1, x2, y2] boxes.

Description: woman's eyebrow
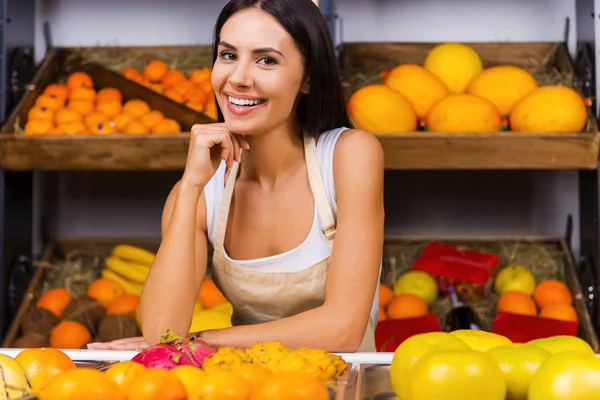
[[218, 41, 285, 58]]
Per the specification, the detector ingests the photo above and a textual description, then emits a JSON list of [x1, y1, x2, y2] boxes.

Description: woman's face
[[211, 7, 308, 136]]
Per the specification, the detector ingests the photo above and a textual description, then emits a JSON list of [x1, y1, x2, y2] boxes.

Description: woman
[[89, 0, 384, 353]]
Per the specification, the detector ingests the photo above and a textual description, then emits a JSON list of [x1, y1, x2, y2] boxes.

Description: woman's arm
[[138, 180, 210, 344], [199, 129, 385, 352]]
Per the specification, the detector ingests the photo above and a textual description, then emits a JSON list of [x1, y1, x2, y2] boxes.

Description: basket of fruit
[[0, 46, 214, 170], [341, 41, 600, 169], [2, 238, 231, 351], [375, 236, 599, 354]]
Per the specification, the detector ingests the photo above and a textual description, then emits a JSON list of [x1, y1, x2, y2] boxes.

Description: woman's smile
[[224, 91, 268, 116]]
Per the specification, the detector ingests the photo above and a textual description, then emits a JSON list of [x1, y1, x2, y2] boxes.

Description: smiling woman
[[88, 0, 385, 354]]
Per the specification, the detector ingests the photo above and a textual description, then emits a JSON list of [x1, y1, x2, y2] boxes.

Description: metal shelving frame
[[1, 0, 600, 342]]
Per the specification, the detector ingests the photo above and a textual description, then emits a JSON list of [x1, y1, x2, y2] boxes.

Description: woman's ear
[[300, 77, 310, 94]]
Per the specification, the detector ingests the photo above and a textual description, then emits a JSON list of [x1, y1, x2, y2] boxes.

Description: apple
[[487, 343, 550, 400], [526, 335, 595, 356], [450, 329, 512, 352], [494, 265, 536, 295], [408, 349, 507, 400], [390, 332, 469, 399], [528, 352, 600, 399], [393, 270, 438, 305]]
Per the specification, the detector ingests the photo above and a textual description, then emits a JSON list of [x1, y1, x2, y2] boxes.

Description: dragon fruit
[[131, 329, 217, 370]]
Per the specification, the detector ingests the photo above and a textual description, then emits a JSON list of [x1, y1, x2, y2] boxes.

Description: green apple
[[487, 343, 550, 400], [494, 265, 536, 295], [528, 352, 600, 399], [393, 270, 438, 305]]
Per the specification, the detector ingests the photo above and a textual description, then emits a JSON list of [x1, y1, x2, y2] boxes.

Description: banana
[[104, 256, 149, 284], [101, 268, 144, 296], [111, 244, 156, 267]]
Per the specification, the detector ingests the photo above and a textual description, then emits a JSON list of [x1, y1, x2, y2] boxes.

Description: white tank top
[[204, 127, 381, 327]]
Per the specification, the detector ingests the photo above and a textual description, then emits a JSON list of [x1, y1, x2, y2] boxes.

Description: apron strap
[[303, 132, 337, 246], [213, 160, 240, 252]]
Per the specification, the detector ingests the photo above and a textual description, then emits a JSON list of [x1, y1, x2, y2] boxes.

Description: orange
[[191, 370, 252, 400], [96, 100, 122, 118], [49, 320, 92, 349], [539, 303, 578, 322], [54, 108, 83, 126], [170, 365, 205, 395], [378, 308, 387, 322], [84, 111, 110, 130], [533, 280, 573, 308], [121, 67, 140, 80], [24, 119, 54, 135], [386, 293, 428, 320], [127, 368, 187, 400], [172, 80, 194, 97], [69, 86, 96, 102], [43, 83, 69, 101], [186, 101, 205, 112], [15, 347, 76, 392], [248, 371, 329, 400], [198, 79, 213, 95], [59, 121, 88, 135], [151, 118, 181, 134], [47, 126, 65, 135], [105, 360, 147, 392], [204, 101, 218, 120], [378, 283, 394, 309], [139, 110, 165, 129], [87, 278, 125, 307], [161, 69, 186, 88], [148, 83, 165, 94], [123, 120, 150, 134], [40, 368, 123, 400], [234, 363, 271, 390], [92, 122, 117, 135], [496, 290, 537, 316], [27, 105, 55, 122], [36, 287, 72, 319], [106, 294, 140, 317], [66, 72, 94, 90], [184, 87, 207, 104], [35, 94, 64, 111], [163, 89, 184, 103], [67, 99, 94, 115], [143, 59, 169, 82], [112, 113, 135, 131], [190, 67, 211, 85], [198, 278, 228, 309], [96, 87, 123, 103], [123, 99, 150, 118]]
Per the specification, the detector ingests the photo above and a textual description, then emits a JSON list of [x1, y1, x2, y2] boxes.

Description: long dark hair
[[212, 0, 351, 137]]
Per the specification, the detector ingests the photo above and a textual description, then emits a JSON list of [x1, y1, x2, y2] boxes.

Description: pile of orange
[[24, 71, 183, 136], [495, 279, 577, 323], [31, 358, 330, 400], [378, 283, 429, 321], [121, 59, 218, 120]]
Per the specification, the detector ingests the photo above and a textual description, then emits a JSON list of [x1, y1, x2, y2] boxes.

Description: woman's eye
[[258, 56, 278, 66], [219, 51, 236, 61]]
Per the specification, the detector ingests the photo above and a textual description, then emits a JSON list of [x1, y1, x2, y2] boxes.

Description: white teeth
[[228, 96, 264, 106]]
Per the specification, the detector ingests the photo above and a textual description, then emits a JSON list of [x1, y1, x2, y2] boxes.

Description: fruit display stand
[[341, 42, 600, 170], [0, 46, 214, 171]]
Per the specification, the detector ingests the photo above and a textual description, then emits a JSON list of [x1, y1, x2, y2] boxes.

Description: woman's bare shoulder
[[333, 128, 384, 166]]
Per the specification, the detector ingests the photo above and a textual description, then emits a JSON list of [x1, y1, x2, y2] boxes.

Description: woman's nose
[[228, 62, 253, 88]]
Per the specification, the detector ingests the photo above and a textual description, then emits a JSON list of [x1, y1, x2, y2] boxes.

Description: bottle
[[444, 286, 482, 332]]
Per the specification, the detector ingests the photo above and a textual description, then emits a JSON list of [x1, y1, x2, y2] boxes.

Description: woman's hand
[[182, 123, 250, 189], [87, 336, 149, 351]]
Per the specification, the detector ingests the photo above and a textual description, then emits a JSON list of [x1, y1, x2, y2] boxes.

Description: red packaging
[[490, 311, 579, 343], [412, 242, 500, 302], [375, 314, 441, 352]]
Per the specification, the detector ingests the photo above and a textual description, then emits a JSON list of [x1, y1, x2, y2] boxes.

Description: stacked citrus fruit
[[23, 71, 182, 135], [8, 347, 335, 400], [121, 59, 218, 121]]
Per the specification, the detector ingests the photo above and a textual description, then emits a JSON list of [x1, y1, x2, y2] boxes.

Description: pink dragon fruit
[[131, 329, 217, 370]]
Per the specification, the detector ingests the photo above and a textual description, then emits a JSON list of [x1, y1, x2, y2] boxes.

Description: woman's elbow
[[329, 319, 368, 353]]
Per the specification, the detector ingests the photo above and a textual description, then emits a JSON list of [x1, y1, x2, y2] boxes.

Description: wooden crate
[[340, 42, 600, 170], [380, 236, 599, 352], [0, 47, 214, 171]]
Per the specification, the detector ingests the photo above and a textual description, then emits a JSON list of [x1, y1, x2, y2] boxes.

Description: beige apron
[[210, 131, 376, 352]]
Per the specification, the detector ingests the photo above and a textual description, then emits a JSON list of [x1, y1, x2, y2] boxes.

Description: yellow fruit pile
[[348, 42, 589, 134], [10, 349, 334, 400], [24, 71, 183, 135], [203, 341, 347, 381], [390, 330, 599, 399], [121, 59, 218, 120]]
